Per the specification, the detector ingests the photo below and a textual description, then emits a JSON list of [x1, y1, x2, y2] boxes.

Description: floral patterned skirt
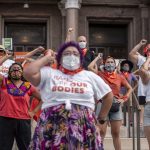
[[28, 104, 103, 150]]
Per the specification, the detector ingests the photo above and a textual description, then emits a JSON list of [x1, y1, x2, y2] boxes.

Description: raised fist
[[68, 28, 73, 33], [37, 46, 45, 52], [140, 39, 147, 45]]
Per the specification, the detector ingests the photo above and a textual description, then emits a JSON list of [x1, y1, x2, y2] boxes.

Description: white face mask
[[79, 42, 86, 49], [62, 55, 80, 70]]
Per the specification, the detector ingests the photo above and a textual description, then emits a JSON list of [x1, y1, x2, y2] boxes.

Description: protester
[[120, 59, 138, 125], [0, 45, 14, 77], [22, 47, 57, 122], [65, 28, 95, 69], [77, 36, 95, 69], [24, 41, 113, 150], [88, 54, 132, 150], [129, 39, 149, 127], [0, 63, 42, 150], [120, 59, 137, 84], [139, 56, 150, 149]]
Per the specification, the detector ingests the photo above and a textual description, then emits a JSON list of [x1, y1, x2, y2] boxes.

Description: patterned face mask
[[104, 64, 116, 72], [10, 68, 23, 80]]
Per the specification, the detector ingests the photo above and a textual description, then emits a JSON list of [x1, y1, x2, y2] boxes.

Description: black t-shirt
[[82, 50, 95, 70]]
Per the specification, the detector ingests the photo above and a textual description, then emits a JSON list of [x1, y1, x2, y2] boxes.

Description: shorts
[[95, 101, 123, 121], [108, 106, 123, 121], [138, 96, 146, 105], [144, 103, 150, 126]]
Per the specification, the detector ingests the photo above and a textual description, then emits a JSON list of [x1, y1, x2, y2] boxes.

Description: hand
[[97, 53, 103, 59], [68, 27, 73, 33], [44, 49, 56, 63], [37, 46, 45, 52], [44, 49, 55, 56], [116, 99, 124, 104], [28, 111, 35, 118], [5, 50, 13, 58], [140, 39, 147, 46]]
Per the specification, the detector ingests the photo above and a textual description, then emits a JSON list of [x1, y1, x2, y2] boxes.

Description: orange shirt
[[98, 71, 128, 99]]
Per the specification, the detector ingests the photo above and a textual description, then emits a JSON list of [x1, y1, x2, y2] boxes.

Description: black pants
[[0, 116, 31, 150], [138, 96, 146, 105]]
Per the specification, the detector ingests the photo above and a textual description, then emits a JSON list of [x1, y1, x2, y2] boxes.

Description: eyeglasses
[[79, 40, 86, 42], [62, 51, 80, 57]]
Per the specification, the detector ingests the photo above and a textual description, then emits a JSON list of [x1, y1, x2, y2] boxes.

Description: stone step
[[105, 126, 128, 138], [104, 138, 149, 150], [105, 125, 145, 138]]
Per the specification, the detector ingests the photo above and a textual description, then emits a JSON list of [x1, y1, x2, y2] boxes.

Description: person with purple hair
[[24, 41, 113, 150]]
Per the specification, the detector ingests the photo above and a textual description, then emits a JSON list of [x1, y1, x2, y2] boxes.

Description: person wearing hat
[[0, 45, 14, 77], [129, 39, 150, 127], [120, 60, 138, 90], [120, 59, 138, 126]]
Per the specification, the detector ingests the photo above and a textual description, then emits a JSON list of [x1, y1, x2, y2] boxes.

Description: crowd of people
[[0, 32, 150, 150]]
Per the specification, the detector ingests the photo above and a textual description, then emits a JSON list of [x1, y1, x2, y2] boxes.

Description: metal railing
[[122, 91, 142, 150]]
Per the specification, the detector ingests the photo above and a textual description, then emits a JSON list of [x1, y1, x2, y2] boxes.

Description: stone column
[[0, 15, 2, 44], [140, 4, 149, 40], [58, 1, 66, 42], [65, 0, 81, 41]]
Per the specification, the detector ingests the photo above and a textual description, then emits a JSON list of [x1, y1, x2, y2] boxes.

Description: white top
[[145, 79, 150, 102], [0, 59, 15, 77], [137, 55, 146, 96], [38, 67, 112, 110]]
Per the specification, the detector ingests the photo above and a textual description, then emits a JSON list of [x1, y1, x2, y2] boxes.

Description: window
[[5, 22, 46, 52], [89, 23, 128, 59]]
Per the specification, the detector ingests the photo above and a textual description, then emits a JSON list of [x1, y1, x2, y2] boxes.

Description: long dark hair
[[8, 62, 26, 81]]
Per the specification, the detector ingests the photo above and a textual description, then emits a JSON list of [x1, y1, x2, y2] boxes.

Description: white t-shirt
[[145, 78, 150, 102], [137, 55, 146, 96], [38, 67, 112, 110], [0, 59, 15, 77]]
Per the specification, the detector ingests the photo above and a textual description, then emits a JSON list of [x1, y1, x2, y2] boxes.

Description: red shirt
[[30, 97, 41, 121], [0, 78, 36, 119]]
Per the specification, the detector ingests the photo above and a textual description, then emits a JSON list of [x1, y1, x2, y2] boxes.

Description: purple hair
[[56, 41, 83, 67]]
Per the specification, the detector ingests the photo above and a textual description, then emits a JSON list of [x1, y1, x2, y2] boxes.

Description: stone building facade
[[0, 0, 149, 59]]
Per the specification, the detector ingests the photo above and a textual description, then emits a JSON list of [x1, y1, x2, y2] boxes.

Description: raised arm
[[0, 50, 13, 65], [23, 50, 55, 86], [65, 28, 73, 42], [129, 39, 147, 64], [24, 46, 45, 59], [88, 53, 103, 74], [139, 56, 150, 84]]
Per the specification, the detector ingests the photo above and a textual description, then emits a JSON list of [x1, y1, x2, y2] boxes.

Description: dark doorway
[[89, 23, 128, 59], [5, 22, 47, 53]]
